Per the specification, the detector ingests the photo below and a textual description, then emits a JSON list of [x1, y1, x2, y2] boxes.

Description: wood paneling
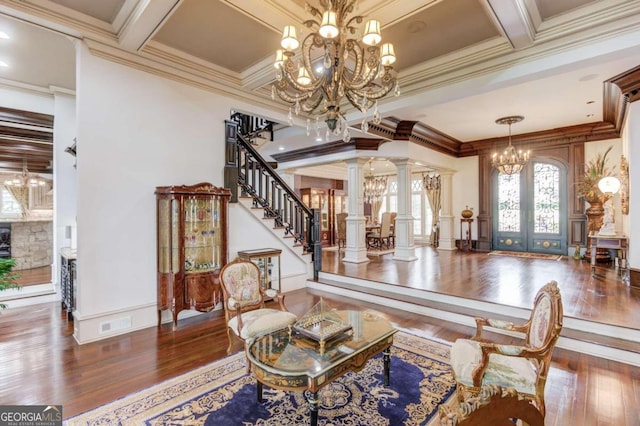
[[0, 107, 53, 174]]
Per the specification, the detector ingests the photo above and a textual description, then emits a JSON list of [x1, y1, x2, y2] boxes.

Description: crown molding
[[0, 0, 114, 41], [607, 64, 640, 103], [271, 138, 388, 163]]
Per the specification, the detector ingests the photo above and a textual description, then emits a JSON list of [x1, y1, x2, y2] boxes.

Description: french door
[[492, 159, 567, 255]]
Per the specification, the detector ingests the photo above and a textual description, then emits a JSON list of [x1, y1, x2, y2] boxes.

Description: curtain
[[371, 200, 383, 223], [423, 174, 441, 246], [5, 184, 29, 219]]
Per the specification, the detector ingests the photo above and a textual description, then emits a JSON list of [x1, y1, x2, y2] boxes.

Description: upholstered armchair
[[450, 281, 563, 417], [219, 258, 297, 355]]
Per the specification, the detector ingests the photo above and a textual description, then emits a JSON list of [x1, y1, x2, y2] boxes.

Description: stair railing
[[224, 116, 321, 278]]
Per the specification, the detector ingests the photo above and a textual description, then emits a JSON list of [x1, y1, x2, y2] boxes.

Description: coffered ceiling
[[0, 0, 639, 175]]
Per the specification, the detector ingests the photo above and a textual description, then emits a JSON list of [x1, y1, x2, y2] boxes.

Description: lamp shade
[[380, 43, 396, 66], [319, 11, 339, 38], [598, 176, 621, 194], [296, 67, 312, 85], [281, 25, 299, 51], [274, 49, 285, 69], [362, 20, 381, 46]]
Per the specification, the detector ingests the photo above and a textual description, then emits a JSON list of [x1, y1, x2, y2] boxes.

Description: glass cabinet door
[[183, 197, 223, 274], [158, 198, 181, 273]]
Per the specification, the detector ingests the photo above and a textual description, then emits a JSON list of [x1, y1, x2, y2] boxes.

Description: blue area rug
[[66, 331, 456, 425]]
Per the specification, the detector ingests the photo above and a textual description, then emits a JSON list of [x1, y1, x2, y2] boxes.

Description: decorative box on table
[[293, 298, 352, 352]]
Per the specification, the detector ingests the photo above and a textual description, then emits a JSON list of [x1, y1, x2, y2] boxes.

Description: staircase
[[224, 113, 322, 279]]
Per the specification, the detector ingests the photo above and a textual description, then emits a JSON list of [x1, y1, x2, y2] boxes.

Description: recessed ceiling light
[[0, 61, 9, 68], [0, 31, 9, 40], [278, 146, 285, 151]]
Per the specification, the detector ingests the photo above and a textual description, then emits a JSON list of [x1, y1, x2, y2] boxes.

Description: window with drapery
[[0, 186, 23, 219], [377, 174, 433, 242]]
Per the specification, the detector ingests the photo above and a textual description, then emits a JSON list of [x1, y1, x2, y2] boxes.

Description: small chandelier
[[3, 160, 46, 187], [272, 0, 400, 142], [363, 160, 387, 204], [491, 115, 530, 175]]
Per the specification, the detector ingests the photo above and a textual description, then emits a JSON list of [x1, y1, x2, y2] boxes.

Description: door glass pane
[[533, 163, 560, 234], [498, 173, 520, 232]]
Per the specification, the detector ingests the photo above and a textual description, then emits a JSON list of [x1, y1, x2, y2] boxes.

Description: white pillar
[[627, 102, 640, 280], [438, 171, 457, 250], [391, 159, 417, 261], [342, 158, 369, 263]]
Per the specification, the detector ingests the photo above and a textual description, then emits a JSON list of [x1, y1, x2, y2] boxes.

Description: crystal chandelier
[[3, 160, 46, 187], [272, 0, 400, 142], [363, 160, 387, 204], [491, 116, 530, 175]]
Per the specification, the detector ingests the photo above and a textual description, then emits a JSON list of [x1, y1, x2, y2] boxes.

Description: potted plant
[[577, 146, 615, 261], [0, 257, 20, 310], [576, 145, 615, 205]]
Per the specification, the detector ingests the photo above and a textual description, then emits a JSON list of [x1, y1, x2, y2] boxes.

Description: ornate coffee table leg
[[383, 347, 391, 386], [305, 390, 319, 426], [257, 381, 263, 403]]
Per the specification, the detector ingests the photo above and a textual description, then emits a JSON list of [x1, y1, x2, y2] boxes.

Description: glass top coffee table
[[246, 310, 397, 426]]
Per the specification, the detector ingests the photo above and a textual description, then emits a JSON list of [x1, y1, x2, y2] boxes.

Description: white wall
[[72, 42, 305, 343], [53, 91, 77, 284], [452, 156, 479, 240], [228, 202, 308, 290], [626, 103, 640, 273], [0, 85, 53, 114]]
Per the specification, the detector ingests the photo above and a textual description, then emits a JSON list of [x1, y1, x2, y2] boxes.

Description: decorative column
[[438, 171, 456, 250], [391, 159, 417, 261], [342, 158, 369, 263]]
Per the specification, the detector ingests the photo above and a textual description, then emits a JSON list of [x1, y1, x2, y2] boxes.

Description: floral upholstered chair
[[219, 258, 297, 355], [449, 280, 563, 417]]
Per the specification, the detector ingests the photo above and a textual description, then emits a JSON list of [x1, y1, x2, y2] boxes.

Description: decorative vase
[[573, 244, 582, 260], [461, 206, 473, 219]]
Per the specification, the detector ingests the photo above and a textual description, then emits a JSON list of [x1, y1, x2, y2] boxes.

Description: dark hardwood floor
[[0, 247, 638, 424], [321, 245, 640, 330]]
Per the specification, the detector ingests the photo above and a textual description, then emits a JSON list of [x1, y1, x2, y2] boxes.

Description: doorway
[[492, 159, 568, 255]]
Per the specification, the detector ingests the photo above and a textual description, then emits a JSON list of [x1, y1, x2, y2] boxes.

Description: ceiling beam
[[117, 0, 182, 51], [483, 0, 536, 49]]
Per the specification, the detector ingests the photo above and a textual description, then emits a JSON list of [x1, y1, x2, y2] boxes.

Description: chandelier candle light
[[3, 160, 46, 187], [491, 116, 530, 175], [272, 0, 400, 143], [363, 160, 387, 204]]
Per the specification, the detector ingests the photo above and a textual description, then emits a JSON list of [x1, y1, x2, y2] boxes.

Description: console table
[[60, 248, 77, 321], [460, 218, 473, 252], [588, 235, 628, 279]]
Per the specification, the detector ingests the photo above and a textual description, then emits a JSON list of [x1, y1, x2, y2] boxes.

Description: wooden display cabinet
[[301, 188, 330, 245], [300, 188, 347, 246], [237, 248, 281, 291], [156, 182, 230, 329]]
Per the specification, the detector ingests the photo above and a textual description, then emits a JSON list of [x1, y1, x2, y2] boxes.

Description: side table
[[460, 218, 474, 252]]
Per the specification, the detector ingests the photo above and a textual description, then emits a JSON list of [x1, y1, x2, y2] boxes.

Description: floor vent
[[99, 316, 132, 334]]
